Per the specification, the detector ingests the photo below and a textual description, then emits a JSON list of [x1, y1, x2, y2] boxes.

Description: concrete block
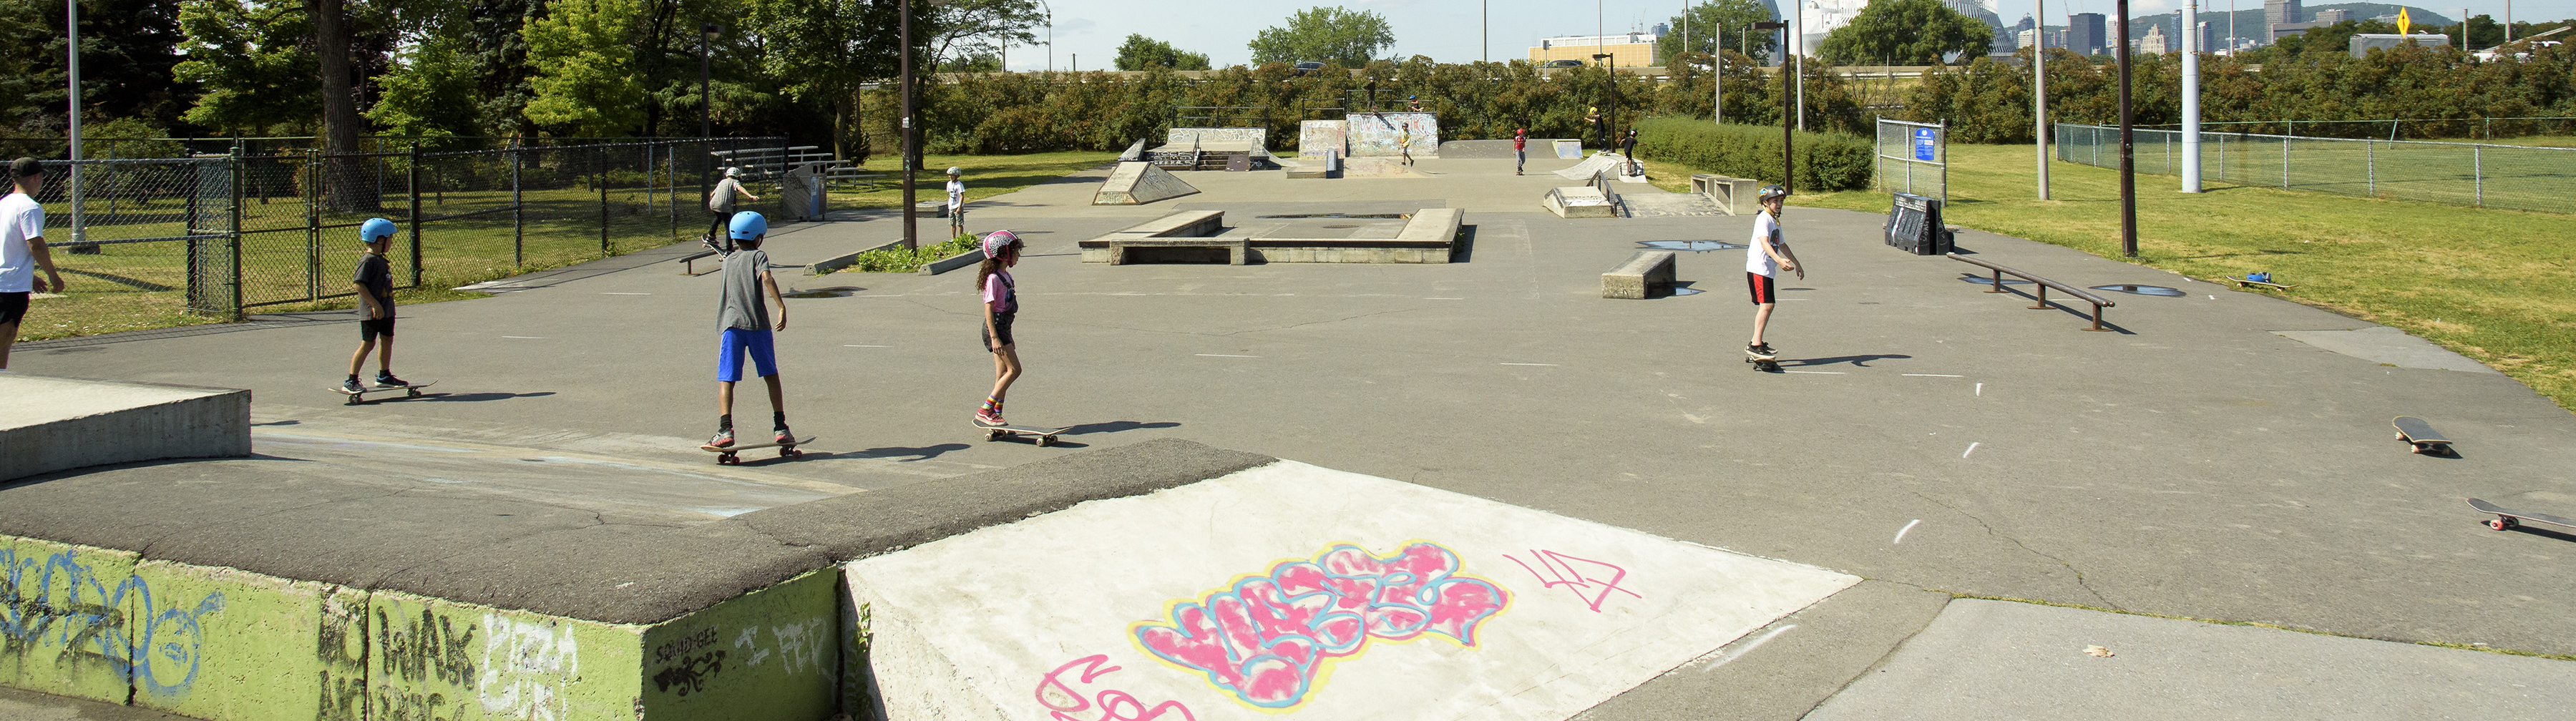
[[1091, 162, 1200, 206], [641, 570, 840, 721], [0, 374, 249, 483], [1545, 187, 1616, 219], [0, 538, 142, 703], [130, 561, 324, 721], [1603, 250, 1679, 299]]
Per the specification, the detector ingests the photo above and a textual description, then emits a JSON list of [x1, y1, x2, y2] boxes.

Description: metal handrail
[[1946, 252, 2116, 332]]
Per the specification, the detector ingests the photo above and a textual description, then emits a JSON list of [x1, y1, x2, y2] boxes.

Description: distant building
[[2272, 21, 2325, 42], [2142, 24, 2170, 53], [2198, 21, 2219, 54], [2264, 0, 2301, 44], [1531, 33, 1661, 67], [1798, 0, 1873, 58], [2349, 33, 2452, 57], [2313, 9, 2349, 24], [2068, 12, 2107, 55], [2017, 27, 2041, 49]]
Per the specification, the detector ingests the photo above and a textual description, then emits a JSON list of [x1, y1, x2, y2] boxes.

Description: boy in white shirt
[[1745, 185, 1803, 360], [1, 157, 65, 370], [945, 167, 967, 238]]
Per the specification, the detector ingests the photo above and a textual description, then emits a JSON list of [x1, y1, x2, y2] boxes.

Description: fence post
[[306, 149, 322, 303], [512, 138, 524, 268], [2280, 134, 2289, 189], [599, 146, 611, 256], [1938, 119, 1948, 205], [2366, 140, 2374, 197], [2474, 145, 2482, 206], [408, 142, 424, 287], [230, 147, 245, 320]]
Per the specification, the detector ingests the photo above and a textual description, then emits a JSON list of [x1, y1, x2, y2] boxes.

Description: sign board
[[1912, 127, 1938, 162]]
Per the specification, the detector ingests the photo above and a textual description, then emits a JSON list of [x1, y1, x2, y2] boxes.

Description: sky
[[996, 0, 2576, 71]]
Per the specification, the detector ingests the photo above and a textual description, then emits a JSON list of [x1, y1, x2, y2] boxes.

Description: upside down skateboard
[[701, 436, 812, 465], [2392, 416, 2452, 455], [1744, 347, 1782, 373], [2468, 498, 2576, 533], [977, 423, 1068, 446], [328, 380, 436, 405]]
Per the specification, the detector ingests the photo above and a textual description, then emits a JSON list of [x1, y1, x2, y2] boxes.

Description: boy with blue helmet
[[343, 218, 407, 392], [706, 211, 794, 449]]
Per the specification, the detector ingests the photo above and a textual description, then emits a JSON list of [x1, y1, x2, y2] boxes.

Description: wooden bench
[[1690, 174, 1761, 215], [1602, 250, 1679, 299]]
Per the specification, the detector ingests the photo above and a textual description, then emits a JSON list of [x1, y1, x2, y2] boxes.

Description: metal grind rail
[[1948, 252, 2116, 331]]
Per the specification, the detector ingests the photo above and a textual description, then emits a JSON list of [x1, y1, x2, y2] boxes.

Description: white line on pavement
[[1425, 297, 1465, 300], [1700, 624, 1798, 672], [1976, 383, 1984, 396], [1196, 354, 1259, 358], [1962, 442, 1981, 458], [1893, 519, 1923, 544], [858, 295, 904, 298], [1905, 373, 1964, 378]]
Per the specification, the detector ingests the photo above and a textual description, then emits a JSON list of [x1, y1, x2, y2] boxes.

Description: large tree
[[521, 0, 647, 136], [749, 0, 892, 158], [1246, 6, 1394, 68], [1815, 0, 1994, 66], [1657, 0, 1782, 65], [922, 0, 1042, 71], [1115, 34, 1211, 71], [174, 0, 320, 133]]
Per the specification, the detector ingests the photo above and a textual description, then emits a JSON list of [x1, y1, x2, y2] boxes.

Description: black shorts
[[1747, 272, 1777, 305], [359, 316, 396, 342], [0, 292, 26, 326], [980, 311, 1015, 350]]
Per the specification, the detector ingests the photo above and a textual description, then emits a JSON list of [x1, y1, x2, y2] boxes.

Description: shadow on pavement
[[849, 443, 974, 461], [1781, 354, 1914, 368], [1063, 421, 1181, 436]]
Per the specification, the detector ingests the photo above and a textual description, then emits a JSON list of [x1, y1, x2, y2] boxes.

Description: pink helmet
[[981, 230, 1020, 258]]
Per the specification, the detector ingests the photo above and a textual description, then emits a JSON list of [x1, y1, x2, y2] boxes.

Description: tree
[[1815, 0, 1994, 66], [521, 0, 647, 136], [1657, 0, 1781, 65], [1247, 6, 1394, 67], [173, 0, 318, 133], [1114, 34, 1211, 71], [749, 0, 892, 159], [922, 0, 1042, 70]]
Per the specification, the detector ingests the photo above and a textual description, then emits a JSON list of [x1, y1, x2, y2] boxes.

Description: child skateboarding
[[1397, 124, 1415, 167], [945, 167, 967, 239], [1, 157, 65, 371], [1513, 129, 1528, 175], [1745, 185, 1803, 371], [703, 167, 760, 253], [707, 211, 794, 451], [342, 218, 410, 391], [974, 230, 1025, 426]]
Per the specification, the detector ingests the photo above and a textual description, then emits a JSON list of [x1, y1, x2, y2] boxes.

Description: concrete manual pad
[[2273, 326, 2500, 373], [848, 459, 1858, 721], [0, 373, 248, 481], [1803, 599, 2576, 720]]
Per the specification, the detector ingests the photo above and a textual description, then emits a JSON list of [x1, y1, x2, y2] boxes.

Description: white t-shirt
[[0, 192, 43, 293], [1746, 210, 1783, 277], [946, 179, 965, 210]]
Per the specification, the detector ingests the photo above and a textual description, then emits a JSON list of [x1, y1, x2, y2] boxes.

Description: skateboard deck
[[2468, 498, 2576, 533], [977, 423, 1068, 446], [2228, 275, 2294, 290], [2392, 416, 2451, 454], [1745, 348, 1781, 373], [700, 436, 813, 465], [328, 380, 436, 405]]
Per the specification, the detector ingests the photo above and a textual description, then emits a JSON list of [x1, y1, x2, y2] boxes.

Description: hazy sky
[[996, 0, 2576, 71]]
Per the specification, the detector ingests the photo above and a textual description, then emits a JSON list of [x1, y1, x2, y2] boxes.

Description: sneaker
[[774, 428, 795, 446], [701, 232, 727, 255], [706, 428, 735, 448], [374, 373, 409, 388], [1747, 343, 1778, 357], [341, 378, 364, 393], [975, 409, 1005, 427]]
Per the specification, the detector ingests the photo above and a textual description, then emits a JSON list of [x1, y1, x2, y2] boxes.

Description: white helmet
[[946, 167, 962, 175]]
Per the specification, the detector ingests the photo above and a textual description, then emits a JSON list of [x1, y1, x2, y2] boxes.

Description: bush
[[834, 234, 979, 274], [1633, 116, 1873, 191]]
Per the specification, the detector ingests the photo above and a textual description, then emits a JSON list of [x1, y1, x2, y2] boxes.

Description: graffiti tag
[[480, 614, 580, 721], [1036, 654, 1198, 721], [1503, 549, 1640, 613], [1132, 541, 1508, 710], [0, 548, 225, 697]]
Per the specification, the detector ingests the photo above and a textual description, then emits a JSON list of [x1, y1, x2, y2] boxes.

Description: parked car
[[1541, 59, 1586, 68]]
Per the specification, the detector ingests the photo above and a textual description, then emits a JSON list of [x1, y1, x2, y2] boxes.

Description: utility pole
[[1754, 21, 1792, 191], [2117, 0, 2138, 258], [1795, 0, 1805, 131], [2035, 0, 2050, 200], [67, 0, 84, 247], [2182, 0, 2202, 192], [899, 0, 917, 249], [1715, 24, 1724, 124]]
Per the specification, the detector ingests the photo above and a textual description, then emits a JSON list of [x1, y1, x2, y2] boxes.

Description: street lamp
[[700, 23, 720, 138], [900, 0, 917, 248], [1753, 21, 1791, 191]]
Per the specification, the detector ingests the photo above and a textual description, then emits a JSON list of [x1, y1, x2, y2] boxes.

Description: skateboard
[[2228, 275, 2294, 290], [328, 380, 436, 405], [2392, 416, 2452, 455], [700, 436, 812, 465], [977, 423, 1068, 446], [1744, 347, 1782, 373], [2468, 498, 2576, 533]]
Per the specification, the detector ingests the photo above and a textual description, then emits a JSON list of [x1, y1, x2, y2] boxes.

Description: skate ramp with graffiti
[[847, 460, 1860, 721], [1344, 112, 1440, 158]]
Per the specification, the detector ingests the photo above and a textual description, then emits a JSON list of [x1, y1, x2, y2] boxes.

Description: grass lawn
[[1671, 142, 2576, 413], [824, 151, 1121, 210]]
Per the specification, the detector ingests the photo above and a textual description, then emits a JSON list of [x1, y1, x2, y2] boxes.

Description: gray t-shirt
[[709, 178, 745, 214], [717, 249, 771, 330]]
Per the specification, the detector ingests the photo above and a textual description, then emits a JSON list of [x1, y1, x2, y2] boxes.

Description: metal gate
[[1875, 117, 1948, 202]]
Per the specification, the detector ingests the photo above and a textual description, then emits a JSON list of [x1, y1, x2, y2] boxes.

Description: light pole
[[900, 0, 917, 249], [67, 0, 83, 247], [1754, 20, 1791, 190], [1795, 0, 1805, 131], [2035, 0, 2050, 199], [1593, 53, 1615, 154], [700, 23, 719, 138], [2116, 0, 2137, 258], [2182, 0, 2202, 192], [1038, 0, 1053, 72], [1714, 24, 1725, 124]]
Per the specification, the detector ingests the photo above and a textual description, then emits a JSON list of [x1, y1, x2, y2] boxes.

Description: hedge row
[[1631, 116, 1873, 192]]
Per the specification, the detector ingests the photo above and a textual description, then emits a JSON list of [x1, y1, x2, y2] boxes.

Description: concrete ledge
[[1604, 250, 1679, 299], [1691, 174, 1760, 215], [1397, 207, 1465, 243], [919, 248, 986, 275], [1078, 210, 1226, 262], [1546, 187, 1616, 218], [808, 239, 906, 275], [0, 374, 249, 482], [1109, 238, 1247, 265]]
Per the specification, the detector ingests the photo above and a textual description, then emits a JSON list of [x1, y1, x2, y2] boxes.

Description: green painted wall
[[0, 538, 147, 705], [638, 570, 841, 720]]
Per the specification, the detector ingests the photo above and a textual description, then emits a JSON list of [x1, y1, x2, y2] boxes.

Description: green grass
[[1762, 142, 2576, 413], [824, 151, 1121, 210], [2050, 127, 2576, 213]]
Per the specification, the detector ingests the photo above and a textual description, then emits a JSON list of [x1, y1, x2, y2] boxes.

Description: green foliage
[[368, 40, 485, 139], [1657, 0, 1782, 65], [173, 0, 319, 133], [837, 234, 979, 273], [522, 0, 646, 136], [1816, 0, 1995, 66], [1247, 6, 1396, 67], [922, 0, 1043, 68], [1631, 116, 1873, 191], [0, 0, 192, 132], [1116, 34, 1213, 71]]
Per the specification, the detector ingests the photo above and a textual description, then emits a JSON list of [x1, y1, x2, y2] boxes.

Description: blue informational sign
[[1913, 127, 1938, 162]]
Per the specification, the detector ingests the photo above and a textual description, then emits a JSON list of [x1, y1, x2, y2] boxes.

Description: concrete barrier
[[0, 374, 249, 482], [1079, 211, 1228, 263], [1544, 187, 1616, 218], [1091, 162, 1200, 206], [1603, 250, 1679, 299]]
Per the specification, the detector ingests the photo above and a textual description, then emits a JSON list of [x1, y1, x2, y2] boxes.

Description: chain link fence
[[14, 138, 791, 338], [1874, 117, 1948, 202], [2055, 123, 2576, 213]]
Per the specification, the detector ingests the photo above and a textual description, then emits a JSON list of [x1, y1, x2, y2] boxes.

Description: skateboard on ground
[[1744, 347, 1782, 373], [2392, 416, 2452, 455], [328, 380, 436, 405], [2468, 498, 2576, 533], [977, 423, 1068, 446], [2228, 275, 2294, 290], [700, 436, 811, 465]]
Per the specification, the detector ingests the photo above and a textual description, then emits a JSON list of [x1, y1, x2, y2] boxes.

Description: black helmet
[[1757, 185, 1788, 202]]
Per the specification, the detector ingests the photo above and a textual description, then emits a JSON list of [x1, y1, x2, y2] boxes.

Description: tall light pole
[[899, 0, 918, 249], [700, 23, 719, 138], [1038, 0, 1053, 71], [2116, 0, 2137, 258], [2182, 0, 2202, 192], [2034, 0, 2050, 200], [1795, 0, 1805, 131], [67, 0, 83, 247], [1483, 0, 1489, 62]]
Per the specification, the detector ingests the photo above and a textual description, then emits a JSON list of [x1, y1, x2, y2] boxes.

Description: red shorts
[[1747, 272, 1777, 304]]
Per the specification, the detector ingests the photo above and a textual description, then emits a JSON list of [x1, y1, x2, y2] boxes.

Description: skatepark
[[4, 145, 2575, 720]]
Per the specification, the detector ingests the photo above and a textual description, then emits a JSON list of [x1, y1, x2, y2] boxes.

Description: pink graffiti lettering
[[1504, 549, 1641, 612], [1132, 542, 1508, 710], [1036, 654, 1198, 721]]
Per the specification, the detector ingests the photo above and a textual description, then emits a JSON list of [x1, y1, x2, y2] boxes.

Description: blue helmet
[[358, 217, 396, 244], [728, 211, 767, 240]]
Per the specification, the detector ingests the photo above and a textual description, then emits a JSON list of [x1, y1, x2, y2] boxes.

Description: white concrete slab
[[1804, 599, 2576, 721], [848, 459, 1858, 721], [2273, 326, 2501, 373], [0, 373, 250, 481]]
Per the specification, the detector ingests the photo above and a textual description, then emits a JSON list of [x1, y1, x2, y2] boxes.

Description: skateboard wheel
[[407, 388, 422, 398], [985, 429, 1002, 441], [2394, 431, 2406, 441], [345, 396, 361, 406], [781, 448, 801, 459], [2489, 518, 2507, 531], [1036, 436, 1053, 447]]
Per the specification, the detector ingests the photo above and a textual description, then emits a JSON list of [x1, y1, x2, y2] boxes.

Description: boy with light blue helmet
[[343, 217, 407, 392], [706, 210, 794, 449]]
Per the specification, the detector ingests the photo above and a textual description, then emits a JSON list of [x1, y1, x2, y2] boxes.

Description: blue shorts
[[717, 328, 778, 382]]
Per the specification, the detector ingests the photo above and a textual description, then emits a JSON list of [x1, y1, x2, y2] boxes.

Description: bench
[[1691, 174, 1761, 215], [1602, 250, 1679, 299], [1948, 252, 2117, 331]]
